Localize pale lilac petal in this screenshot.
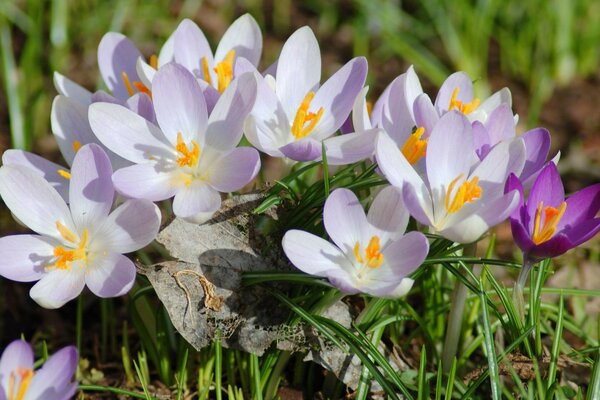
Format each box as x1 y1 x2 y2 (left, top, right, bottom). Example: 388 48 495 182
26 346 77 399
135 57 155 88
91 90 123 106
30 267 85 309
375 131 423 190
97 32 142 100
351 86 371 132
205 73 257 151
521 128 550 182
234 56 255 76
280 139 322 161
173 19 214 81
53 72 92 105
69 144 114 231
198 80 221 113
276 26 321 118
172 182 221 220
526 163 565 232
208 147 260 192
263 60 277 77
470 138 525 198
214 14 262 67
426 111 474 202
324 129 377 165
404 66 423 120
0 235 55 282
473 121 491 159
402 183 434 226
282 230 350 277
243 115 285 157
126 93 156 123
484 104 515 144
326 269 361 294
1 150 69 201
0 165 75 240
478 87 512 117
153 63 208 145
323 188 367 253
380 231 429 277
51 95 99 165
311 57 368 140
435 71 473 114
0 340 33 391
367 186 409 240
112 164 178 201
85 252 136 297
93 199 161 254
382 73 417 143
158 30 176 66
374 278 414 298
89 102 173 163
413 94 438 136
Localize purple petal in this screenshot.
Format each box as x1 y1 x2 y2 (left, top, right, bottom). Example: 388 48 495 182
563 218 600 248
53 72 92 106
366 186 409 240
172 182 221 221
126 93 156 123
311 57 368 140
324 129 377 165
153 63 208 146
214 14 262 67
505 173 525 217
526 163 565 233
510 215 535 255
558 183 600 231
402 183 434 226
0 235 55 282
94 199 161 254
2 150 69 201
473 121 491 160
520 128 550 182
323 188 367 253
112 164 178 201
528 233 574 260
282 229 350 277
69 144 114 231
86 252 136 297
208 147 260 192
91 90 124 106
173 19 214 81
30 267 85 309
26 346 77 399
276 26 321 118
205 73 257 152
0 340 33 391
435 71 473 114
279 138 322 161
0 165 75 240
97 32 142 100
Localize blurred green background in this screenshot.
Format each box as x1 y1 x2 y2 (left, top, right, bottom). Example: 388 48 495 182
1 0 600 174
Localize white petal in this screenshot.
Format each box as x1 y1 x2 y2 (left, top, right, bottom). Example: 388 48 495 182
214 14 262 67
53 72 92 106
30 267 85 309
282 230 350 277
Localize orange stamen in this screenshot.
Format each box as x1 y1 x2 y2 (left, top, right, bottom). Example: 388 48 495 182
532 201 567 245
354 236 384 269
214 50 236 93
175 132 200 168
444 174 482 213
401 127 428 165
72 140 82 153
448 87 480 114
291 91 324 140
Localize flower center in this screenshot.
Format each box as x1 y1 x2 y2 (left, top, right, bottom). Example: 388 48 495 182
401 127 428 165
7 367 34 400
532 201 567 245
176 132 201 168
121 71 152 98
448 87 480 114
354 236 384 269
444 173 482 213
52 221 88 270
202 50 236 93
291 91 324 140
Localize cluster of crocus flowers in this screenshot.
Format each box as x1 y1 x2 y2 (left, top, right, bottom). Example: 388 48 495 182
0 340 78 400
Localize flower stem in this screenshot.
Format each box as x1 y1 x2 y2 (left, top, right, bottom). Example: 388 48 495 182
442 243 478 373
513 258 534 324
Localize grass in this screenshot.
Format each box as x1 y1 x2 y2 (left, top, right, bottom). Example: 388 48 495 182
1 0 600 398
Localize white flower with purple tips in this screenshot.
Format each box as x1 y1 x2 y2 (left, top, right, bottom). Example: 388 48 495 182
0 144 161 308
282 187 429 297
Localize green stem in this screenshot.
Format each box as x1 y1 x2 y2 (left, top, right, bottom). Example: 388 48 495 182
442 243 478 373
513 259 534 323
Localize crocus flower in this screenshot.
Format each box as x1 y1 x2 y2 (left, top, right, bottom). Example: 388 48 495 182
377 111 526 243
0 144 161 308
244 26 368 162
88 63 260 223
0 340 78 400
506 162 600 261
282 187 429 297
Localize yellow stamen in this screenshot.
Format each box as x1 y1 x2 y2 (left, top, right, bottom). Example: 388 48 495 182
401 127 428 165
448 87 480 115
291 91 324 140
72 140 82 153
201 57 212 86
122 71 152 98
532 201 567 245
214 50 236 93
175 132 201 168
366 100 373 119
444 174 482 213
354 236 384 269
122 71 135 96
133 81 152 98
149 54 158 70
56 221 78 243
13 368 33 400
52 228 89 270
57 169 71 180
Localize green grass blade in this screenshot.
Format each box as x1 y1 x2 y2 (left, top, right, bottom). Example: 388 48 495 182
417 345 428 400
547 292 564 389
478 272 501 399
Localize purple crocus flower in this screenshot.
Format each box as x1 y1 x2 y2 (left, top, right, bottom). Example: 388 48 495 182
282 187 429 297
0 144 161 308
0 340 78 400
88 63 260 223
506 162 600 261
377 111 526 243
243 26 368 162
